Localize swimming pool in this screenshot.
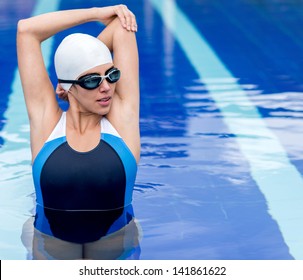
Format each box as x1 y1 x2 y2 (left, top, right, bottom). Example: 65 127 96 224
1 0 303 260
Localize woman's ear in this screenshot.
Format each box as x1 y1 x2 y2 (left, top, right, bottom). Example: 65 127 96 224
56 83 69 101
56 83 65 94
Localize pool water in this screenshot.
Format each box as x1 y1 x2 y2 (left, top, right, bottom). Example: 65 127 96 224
1 0 303 260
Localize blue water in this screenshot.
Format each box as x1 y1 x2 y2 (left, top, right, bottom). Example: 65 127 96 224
1 0 303 260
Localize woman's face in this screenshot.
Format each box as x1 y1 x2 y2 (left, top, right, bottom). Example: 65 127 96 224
68 63 117 115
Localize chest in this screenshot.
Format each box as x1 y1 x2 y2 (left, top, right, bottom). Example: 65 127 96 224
66 126 101 152
40 141 126 210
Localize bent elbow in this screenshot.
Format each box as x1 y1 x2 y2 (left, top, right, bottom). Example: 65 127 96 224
17 19 30 36
17 19 25 34
17 18 37 38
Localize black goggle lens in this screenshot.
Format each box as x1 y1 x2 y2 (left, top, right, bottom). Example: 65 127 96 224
81 76 101 89
79 68 121 90
107 68 121 83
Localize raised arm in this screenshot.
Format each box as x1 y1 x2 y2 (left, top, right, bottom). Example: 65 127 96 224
17 9 99 121
98 14 140 161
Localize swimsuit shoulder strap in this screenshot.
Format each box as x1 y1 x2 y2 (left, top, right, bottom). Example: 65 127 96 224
101 117 121 138
45 112 66 143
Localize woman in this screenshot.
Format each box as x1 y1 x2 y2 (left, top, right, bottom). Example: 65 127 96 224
17 5 140 259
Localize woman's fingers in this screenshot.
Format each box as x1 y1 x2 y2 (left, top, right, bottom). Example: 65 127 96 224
129 11 137 32
121 5 136 31
112 5 126 27
113 4 137 32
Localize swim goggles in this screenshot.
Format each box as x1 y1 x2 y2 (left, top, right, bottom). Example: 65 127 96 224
58 67 121 90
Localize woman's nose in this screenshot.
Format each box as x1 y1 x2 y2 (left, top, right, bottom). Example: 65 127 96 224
99 79 110 92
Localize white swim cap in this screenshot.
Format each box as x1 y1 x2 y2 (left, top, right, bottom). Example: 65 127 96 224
54 33 113 91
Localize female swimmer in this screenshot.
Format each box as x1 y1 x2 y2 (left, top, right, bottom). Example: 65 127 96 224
17 4 140 259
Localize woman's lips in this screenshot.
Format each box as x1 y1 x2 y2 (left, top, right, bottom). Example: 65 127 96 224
97 96 111 106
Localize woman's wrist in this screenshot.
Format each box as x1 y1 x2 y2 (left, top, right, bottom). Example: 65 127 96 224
92 6 116 26
94 5 137 31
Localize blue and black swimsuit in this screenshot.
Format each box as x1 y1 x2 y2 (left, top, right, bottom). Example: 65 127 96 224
32 112 137 243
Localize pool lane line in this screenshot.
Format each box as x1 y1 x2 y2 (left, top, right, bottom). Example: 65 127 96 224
149 0 303 259
0 0 60 260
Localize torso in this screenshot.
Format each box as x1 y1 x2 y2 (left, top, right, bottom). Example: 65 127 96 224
32 112 137 243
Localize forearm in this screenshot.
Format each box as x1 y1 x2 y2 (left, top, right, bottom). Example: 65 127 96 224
17 7 114 42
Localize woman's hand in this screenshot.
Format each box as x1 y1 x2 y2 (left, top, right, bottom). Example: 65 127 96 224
113 5 137 32
97 5 137 32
